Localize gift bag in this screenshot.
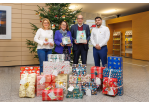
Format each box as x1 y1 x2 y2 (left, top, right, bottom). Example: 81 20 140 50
76 30 86 43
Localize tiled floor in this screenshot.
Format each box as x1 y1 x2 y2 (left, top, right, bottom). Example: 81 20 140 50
0 57 149 102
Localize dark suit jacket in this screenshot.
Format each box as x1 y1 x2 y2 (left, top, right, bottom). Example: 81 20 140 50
70 24 91 51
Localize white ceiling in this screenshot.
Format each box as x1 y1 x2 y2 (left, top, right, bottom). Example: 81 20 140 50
70 3 149 17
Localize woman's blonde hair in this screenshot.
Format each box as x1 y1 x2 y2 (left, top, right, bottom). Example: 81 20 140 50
42 18 51 30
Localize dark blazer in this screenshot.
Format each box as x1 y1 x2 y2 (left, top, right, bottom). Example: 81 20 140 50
54 30 73 54
70 24 90 51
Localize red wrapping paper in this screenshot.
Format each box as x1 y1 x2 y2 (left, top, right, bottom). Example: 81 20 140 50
20 66 40 79
36 75 46 96
102 77 118 96
91 66 105 80
45 75 55 88
42 88 63 101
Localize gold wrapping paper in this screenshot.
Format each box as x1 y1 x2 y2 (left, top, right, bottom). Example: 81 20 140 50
19 73 36 98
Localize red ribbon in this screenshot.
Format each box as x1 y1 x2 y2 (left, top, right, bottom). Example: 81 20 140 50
45 75 55 87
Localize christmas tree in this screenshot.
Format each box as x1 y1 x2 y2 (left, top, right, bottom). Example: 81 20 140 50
26 3 82 64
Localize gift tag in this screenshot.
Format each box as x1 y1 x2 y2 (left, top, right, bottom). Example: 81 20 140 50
108 87 114 95
96 77 101 85
20 78 27 85
52 70 58 76
48 91 56 99
40 76 45 84
68 86 74 92
86 88 91 96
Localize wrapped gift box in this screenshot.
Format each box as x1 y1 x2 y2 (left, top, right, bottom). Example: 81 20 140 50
91 66 105 82
81 82 97 95
64 54 71 61
45 75 55 88
103 68 123 96
69 74 91 89
72 64 87 76
19 73 36 98
20 66 40 79
48 54 65 62
76 30 86 43
62 36 71 45
42 88 63 101
55 74 68 93
43 61 70 75
102 77 118 96
73 91 83 99
108 56 123 70
66 87 83 99
36 75 46 96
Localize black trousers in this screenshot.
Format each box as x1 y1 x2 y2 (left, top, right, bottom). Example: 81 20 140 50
73 45 88 64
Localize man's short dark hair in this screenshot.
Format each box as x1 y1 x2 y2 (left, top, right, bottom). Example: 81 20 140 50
95 17 102 20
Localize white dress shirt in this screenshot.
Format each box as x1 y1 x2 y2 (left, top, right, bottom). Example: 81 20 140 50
34 28 54 49
90 25 110 47
78 23 83 27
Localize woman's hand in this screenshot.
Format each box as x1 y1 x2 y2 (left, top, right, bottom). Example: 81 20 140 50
43 42 49 45
67 44 72 46
60 43 64 47
49 43 54 47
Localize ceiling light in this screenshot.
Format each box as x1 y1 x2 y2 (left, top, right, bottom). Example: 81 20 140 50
69 5 77 9
102 9 117 13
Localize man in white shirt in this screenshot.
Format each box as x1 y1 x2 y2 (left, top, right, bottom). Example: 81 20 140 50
90 17 110 67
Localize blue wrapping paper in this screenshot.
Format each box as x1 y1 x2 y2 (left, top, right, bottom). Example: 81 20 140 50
108 56 123 70
72 64 87 76
81 82 97 95
103 68 123 96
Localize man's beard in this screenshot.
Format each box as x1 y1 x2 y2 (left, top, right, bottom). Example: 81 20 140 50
96 24 101 26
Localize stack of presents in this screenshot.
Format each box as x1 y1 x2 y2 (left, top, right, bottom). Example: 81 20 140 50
19 55 123 101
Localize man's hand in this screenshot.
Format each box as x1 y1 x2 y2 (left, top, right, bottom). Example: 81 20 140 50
74 39 78 44
95 44 101 50
49 43 54 47
60 43 64 47
67 44 72 46
43 42 49 45
83 40 87 44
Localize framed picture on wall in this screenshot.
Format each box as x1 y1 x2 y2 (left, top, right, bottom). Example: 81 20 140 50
0 6 11 39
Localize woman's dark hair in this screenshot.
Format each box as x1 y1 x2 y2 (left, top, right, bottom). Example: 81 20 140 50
59 21 69 31
95 17 102 20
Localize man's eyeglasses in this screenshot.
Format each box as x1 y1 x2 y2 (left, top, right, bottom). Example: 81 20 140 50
77 18 83 20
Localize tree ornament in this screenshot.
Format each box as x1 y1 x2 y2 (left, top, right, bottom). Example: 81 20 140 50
55 15 57 17
62 15 65 19
52 24 55 29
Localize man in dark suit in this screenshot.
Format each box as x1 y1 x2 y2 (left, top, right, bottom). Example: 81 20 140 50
70 15 90 64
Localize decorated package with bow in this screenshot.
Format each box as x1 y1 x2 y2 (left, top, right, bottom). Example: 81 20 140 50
102 77 118 96
66 86 83 99
81 82 98 95
69 74 91 89
20 66 40 79
55 74 68 93
42 88 63 101
43 61 70 75
45 75 56 89
36 75 46 96
48 54 65 62
19 73 36 98
108 56 123 70
103 68 123 96
72 64 87 76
